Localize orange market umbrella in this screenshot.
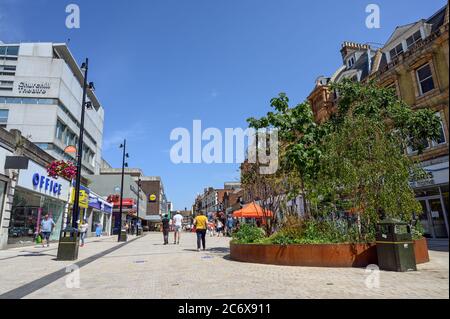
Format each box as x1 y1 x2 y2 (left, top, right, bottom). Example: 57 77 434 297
233 202 274 219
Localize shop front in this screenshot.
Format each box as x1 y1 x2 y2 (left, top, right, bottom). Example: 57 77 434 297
87 192 113 236
412 160 449 239
108 195 135 235
8 160 70 246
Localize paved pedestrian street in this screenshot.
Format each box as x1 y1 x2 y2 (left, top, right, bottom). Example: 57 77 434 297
0 233 448 299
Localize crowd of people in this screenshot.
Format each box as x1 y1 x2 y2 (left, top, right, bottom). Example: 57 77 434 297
160 211 240 252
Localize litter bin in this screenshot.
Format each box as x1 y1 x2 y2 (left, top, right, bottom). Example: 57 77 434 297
376 219 417 272
57 227 80 261
119 229 127 242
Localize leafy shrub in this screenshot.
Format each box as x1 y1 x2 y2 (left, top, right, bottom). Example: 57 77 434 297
232 224 266 244
411 221 425 240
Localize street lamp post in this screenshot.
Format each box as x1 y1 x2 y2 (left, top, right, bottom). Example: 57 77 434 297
118 139 129 242
136 178 141 236
72 58 90 229
57 58 94 261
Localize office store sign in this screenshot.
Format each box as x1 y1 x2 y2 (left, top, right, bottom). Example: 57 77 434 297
17 160 70 200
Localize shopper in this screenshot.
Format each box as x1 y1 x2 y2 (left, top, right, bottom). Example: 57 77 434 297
80 220 89 247
226 215 235 237
216 218 224 237
162 214 170 245
173 211 183 245
207 220 215 237
194 212 208 251
95 223 103 237
40 214 56 248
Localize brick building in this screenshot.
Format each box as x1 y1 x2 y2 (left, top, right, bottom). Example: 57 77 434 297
307 4 449 238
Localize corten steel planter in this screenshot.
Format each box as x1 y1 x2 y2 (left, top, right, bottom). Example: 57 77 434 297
230 239 429 268
413 237 430 264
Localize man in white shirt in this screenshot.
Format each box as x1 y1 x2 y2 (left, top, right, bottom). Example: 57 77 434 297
173 211 184 245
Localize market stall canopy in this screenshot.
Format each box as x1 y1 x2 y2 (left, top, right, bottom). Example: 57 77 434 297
233 202 274 218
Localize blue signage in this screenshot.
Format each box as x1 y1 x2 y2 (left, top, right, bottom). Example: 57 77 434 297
32 173 62 195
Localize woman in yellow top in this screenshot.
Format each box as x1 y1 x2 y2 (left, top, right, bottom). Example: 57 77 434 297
194 212 208 251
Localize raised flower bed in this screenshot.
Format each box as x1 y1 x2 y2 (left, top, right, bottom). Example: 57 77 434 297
230 237 429 268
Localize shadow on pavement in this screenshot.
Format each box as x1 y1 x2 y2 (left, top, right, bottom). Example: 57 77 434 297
427 239 449 252
207 247 230 254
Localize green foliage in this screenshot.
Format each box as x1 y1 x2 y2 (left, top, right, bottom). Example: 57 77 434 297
242 80 439 244
232 224 266 244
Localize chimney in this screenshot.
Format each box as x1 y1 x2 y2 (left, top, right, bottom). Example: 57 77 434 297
340 41 371 61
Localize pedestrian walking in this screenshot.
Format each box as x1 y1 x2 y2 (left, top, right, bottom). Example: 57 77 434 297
216 218 224 237
194 212 208 251
207 220 215 237
173 211 183 245
79 220 89 247
226 215 234 237
40 214 55 248
95 223 103 237
162 214 170 245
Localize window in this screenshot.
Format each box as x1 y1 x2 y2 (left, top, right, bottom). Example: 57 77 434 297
56 120 66 141
6 46 19 56
416 63 435 95
0 109 9 127
347 56 355 68
431 112 446 146
389 43 404 60
0 81 13 91
0 65 16 76
0 46 19 56
407 31 422 49
407 137 430 155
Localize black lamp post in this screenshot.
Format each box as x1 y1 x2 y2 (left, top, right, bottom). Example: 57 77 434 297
57 58 94 261
136 178 142 236
71 58 90 229
118 139 129 242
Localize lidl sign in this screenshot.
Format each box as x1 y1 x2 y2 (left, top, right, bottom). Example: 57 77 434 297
149 194 157 202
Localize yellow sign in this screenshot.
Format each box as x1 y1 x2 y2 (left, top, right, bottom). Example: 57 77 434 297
70 189 89 209
149 194 157 202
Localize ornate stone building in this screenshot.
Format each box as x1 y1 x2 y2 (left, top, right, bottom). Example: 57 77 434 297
307 5 449 238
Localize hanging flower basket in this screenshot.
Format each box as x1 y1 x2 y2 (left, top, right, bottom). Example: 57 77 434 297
47 160 77 180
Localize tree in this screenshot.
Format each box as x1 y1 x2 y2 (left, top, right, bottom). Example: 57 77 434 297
247 93 321 218
311 80 442 239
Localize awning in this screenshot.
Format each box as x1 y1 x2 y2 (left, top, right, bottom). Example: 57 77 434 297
233 202 274 218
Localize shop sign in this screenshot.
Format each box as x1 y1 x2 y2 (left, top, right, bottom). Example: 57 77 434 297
149 194 157 202
89 194 113 214
17 160 70 200
70 188 89 209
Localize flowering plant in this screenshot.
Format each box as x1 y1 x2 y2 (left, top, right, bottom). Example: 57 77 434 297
47 160 77 180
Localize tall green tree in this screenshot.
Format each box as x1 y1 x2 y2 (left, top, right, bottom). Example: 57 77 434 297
312 80 442 239
247 93 321 218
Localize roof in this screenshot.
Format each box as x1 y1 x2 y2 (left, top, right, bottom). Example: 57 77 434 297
53 43 102 111
427 4 448 33
384 22 420 46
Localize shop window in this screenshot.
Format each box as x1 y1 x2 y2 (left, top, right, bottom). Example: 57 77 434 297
0 109 9 127
416 63 435 95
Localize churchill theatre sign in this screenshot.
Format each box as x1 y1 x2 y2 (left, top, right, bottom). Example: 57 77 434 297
17 81 51 95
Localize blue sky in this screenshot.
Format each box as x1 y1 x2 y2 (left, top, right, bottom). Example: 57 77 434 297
0 0 446 209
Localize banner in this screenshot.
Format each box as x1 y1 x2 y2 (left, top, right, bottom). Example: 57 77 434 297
70 189 89 209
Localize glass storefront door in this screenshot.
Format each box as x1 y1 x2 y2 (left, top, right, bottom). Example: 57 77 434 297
418 194 449 239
